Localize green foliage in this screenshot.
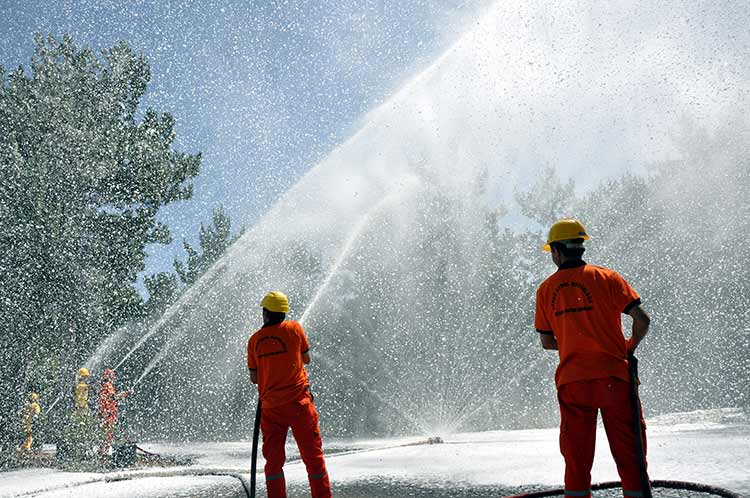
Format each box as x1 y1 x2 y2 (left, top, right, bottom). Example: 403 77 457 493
516 165 576 226
56 412 101 465
0 34 200 448
516 118 750 415
174 205 236 286
139 205 238 323
143 271 178 318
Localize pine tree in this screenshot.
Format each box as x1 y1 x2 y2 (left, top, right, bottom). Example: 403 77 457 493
0 34 200 449
143 272 179 318
174 205 236 286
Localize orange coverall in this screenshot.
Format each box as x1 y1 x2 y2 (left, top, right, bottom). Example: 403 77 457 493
535 260 648 498
98 381 118 454
248 320 331 498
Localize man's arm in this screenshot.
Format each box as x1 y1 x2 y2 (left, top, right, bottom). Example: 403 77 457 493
249 369 258 384
539 331 558 350
302 352 311 364
626 304 651 353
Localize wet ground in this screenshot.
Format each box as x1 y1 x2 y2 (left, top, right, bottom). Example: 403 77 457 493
286 479 739 498
28 475 244 498
4 409 749 498
25 477 742 498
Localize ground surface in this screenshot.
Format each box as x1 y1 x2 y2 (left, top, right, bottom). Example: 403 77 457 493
2 408 748 497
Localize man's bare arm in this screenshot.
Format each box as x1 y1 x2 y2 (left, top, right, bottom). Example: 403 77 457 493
626 304 651 353
302 351 310 365
249 370 258 384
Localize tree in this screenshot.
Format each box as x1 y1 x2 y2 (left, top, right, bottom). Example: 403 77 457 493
143 272 179 318
174 205 236 286
516 165 576 227
0 34 200 450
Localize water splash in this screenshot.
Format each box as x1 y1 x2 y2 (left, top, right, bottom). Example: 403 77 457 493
300 177 419 326
82 0 750 439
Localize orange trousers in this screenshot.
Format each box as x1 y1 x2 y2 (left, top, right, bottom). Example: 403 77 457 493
261 393 332 498
557 377 648 498
99 418 116 456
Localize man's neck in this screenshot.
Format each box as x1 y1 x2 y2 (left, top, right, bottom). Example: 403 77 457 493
558 258 586 270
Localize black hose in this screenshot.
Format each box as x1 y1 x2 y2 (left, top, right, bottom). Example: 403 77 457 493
650 480 744 498
227 472 253 498
503 358 742 498
250 400 262 498
502 480 744 498
628 353 653 498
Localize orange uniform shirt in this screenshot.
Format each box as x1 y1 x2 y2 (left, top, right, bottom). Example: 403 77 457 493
247 320 311 408
98 381 117 423
535 260 640 388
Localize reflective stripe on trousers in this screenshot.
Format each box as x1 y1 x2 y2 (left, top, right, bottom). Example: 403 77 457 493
564 490 591 497
624 490 644 497
261 394 332 498
558 378 648 496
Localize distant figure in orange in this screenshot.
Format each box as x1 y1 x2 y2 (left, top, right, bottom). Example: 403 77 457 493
247 291 332 498
97 369 131 456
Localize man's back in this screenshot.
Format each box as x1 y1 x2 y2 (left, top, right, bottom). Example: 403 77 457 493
535 261 641 387
247 320 310 408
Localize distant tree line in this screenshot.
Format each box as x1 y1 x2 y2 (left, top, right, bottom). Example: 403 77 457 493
115 117 750 440
310 119 750 437
0 35 239 457
144 205 243 320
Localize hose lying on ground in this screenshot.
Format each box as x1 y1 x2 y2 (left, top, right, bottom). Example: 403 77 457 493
503 480 744 498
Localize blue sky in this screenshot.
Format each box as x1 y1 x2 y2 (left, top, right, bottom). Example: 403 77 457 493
0 0 488 283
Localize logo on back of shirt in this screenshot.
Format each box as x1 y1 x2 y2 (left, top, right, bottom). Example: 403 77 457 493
256 336 288 358
551 281 594 317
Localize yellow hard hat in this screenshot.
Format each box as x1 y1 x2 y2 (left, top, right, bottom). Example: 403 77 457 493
79 367 90 377
543 218 590 251
260 291 289 313
29 392 39 401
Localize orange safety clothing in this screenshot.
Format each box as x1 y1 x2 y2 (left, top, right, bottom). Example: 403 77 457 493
247 320 311 409
261 392 331 498
535 260 640 388
558 377 648 497
98 381 118 424
536 258 649 497
98 381 118 455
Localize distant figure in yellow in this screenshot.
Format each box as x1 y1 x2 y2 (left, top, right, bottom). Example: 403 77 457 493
19 392 41 453
74 367 91 415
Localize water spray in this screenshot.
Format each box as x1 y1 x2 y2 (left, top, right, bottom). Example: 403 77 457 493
299 177 419 326
44 395 62 415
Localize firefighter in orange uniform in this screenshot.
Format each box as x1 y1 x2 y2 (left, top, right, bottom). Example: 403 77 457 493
97 368 131 456
535 219 651 498
247 291 332 498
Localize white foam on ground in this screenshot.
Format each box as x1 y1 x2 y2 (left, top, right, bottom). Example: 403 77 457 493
3 408 748 497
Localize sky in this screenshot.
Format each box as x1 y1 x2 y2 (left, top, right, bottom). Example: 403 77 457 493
3 0 749 290
0 0 490 282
